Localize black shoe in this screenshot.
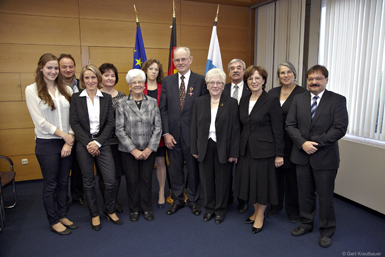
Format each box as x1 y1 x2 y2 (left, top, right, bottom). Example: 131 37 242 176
288 216 299 223
62 222 78 230
166 203 184 215
319 236 332 248
203 213 213 222
74 198 87 208
143 211 154 222
291 227 312 236
104 212 123 225
214 215 225 224
190 204 201 216
91 222 101 231
267 208 281 218
115 201 123 213
130 212 139 222
244 218 254 224
237 202 248 213
157 203 166 209
252 225 263 234
50 226 71 235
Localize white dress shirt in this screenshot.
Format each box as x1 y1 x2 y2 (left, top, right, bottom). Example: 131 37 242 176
310 89 325 106
178 70 191 92
25 83 73 139
231 81 244 104
208 107 218 142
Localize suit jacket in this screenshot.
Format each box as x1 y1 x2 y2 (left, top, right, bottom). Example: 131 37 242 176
268 85 307 168
159 71 208 147
115 94 162 153
70 91 114 147
239 90 285 159
190 94 240 164
223 82 250 101
285 89 348 170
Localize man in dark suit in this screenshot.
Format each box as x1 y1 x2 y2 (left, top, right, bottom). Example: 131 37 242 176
286 65 348 248
223 59 250 213
160 47 208 216
58 54 87 208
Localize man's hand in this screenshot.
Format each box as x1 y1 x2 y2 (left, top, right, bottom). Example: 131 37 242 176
302 141 319 155
164 134 177 149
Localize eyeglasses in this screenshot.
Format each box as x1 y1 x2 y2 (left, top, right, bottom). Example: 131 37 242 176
174 57 190 63
208 81 223 86
247 76 262 82
130 81 143 86
307 77 325 82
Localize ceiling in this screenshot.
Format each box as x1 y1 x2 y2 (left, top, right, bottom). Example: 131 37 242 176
185 0 270 8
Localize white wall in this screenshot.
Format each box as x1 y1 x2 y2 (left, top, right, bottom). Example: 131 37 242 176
335 139 385 214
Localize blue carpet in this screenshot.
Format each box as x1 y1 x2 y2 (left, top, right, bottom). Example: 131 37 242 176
1 172 385 257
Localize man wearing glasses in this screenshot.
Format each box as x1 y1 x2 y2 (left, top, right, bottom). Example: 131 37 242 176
286 65 348 248
160 47 208 216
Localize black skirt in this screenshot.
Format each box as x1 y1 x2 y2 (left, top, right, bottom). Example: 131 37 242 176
234 142 278 205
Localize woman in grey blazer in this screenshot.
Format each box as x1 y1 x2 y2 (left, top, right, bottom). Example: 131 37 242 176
115 69 162 222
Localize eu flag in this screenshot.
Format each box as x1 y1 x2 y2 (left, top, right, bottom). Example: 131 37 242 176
133 24 147 69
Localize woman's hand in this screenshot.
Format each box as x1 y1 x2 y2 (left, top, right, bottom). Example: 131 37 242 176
141 148 153 160
63 133 75 146
275 156 284 168
192 154 198 159
87 141 99 155
130 148 142 160
228 157 238 163
61 143 72 158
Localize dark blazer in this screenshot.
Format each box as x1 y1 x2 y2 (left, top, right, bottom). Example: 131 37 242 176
159 71 208 147
268 85 307 168
115 94 162 153
285 89 348 170
70 91 114 147
223 82 250 100
190 94 240 164
239 90 285 159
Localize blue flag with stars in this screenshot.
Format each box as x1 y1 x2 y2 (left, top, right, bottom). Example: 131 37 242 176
133 25 147 69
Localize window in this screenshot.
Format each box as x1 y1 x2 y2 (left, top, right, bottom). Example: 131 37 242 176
319 0 385 144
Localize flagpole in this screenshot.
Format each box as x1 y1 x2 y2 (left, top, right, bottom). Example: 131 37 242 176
134 5 140 27
214 4 219 26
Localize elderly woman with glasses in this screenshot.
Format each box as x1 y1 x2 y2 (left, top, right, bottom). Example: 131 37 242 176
115 69 162 223
190 68 240 225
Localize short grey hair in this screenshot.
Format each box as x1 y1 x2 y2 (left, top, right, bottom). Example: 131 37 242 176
228 59 246 71
205 68 226 85
277 61 297 80
174 46 190 57
126 69 146 84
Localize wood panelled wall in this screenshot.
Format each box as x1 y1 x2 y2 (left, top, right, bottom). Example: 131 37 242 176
0 0 254 181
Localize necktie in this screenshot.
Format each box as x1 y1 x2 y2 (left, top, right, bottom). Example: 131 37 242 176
179 75 186 110
73 80 79 93
232 84 239 100
311 95 319 119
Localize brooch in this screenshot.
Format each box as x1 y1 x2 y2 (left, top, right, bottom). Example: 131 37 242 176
188 87 194 96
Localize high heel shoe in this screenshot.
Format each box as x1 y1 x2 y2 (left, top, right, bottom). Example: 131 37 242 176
91 216 101 231
157 203 166 209
104 211 123 225
244 218 254 224
252 225 263 234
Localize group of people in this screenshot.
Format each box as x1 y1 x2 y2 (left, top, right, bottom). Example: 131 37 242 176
26 46 348 249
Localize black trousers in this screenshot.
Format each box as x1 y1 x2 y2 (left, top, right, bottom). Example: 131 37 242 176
121 151 156 212
167 132 200 206
199 139 232 216
76 144 116 217
270 165 299 217
296 163 337 237
70 141 84 201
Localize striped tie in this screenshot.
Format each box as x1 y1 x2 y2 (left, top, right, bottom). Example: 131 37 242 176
311 96 319 119
232 84 239 100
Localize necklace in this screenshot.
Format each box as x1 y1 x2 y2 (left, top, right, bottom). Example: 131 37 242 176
281 85 296 96
211 99 220 104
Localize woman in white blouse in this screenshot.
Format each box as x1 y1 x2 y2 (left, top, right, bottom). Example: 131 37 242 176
25 53 77 235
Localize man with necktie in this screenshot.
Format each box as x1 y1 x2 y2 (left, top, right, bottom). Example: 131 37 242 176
160 47 208 216
58 54 87 208
223 59 250 213
286 65 348 248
